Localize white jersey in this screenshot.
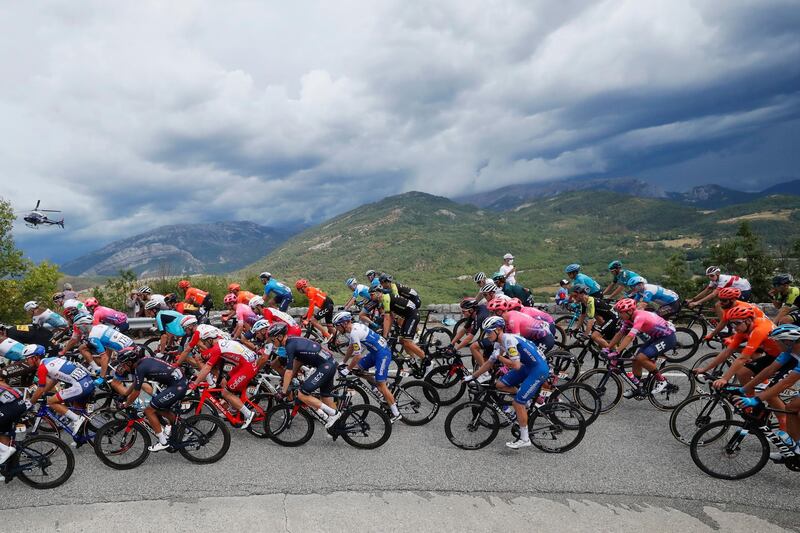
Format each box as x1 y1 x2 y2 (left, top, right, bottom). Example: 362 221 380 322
708 274 751 291
0 338 26 361
347 322 389 356
41 357 91 385
32 308 69 330
499 264 516 285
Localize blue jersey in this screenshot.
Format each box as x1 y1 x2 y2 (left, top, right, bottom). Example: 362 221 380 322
352 284 370 303
155 310 186 337
633 284 679 305
491 334 547 368
613 269 640 286
370 278 381 289
0 338 26 361
32 309 69 331
133 357 185 390
87 324 133 353
573 273 601 294
776 351 800 373
264 279 292 299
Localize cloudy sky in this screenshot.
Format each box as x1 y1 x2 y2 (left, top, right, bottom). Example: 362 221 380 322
2 0 798 262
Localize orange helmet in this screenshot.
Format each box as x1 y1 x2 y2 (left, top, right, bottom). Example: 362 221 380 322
178 280 191 290
717 287 741 300
295 279 308 290
614 298 637 314
228 283 241 292
727 305 754 321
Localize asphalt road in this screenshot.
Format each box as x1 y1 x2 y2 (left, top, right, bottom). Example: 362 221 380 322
2 342 798 532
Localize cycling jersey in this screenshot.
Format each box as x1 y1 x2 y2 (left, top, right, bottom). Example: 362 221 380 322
264 279 292 299
0 338 26 361
236 290 256 305
284 336 332 368
87 324 133 353
155 310 186 337
708 274 751 292
303 286 329 321
573 273 602 295
184 287 209 307
502 283 533 305
202 339 258 367
62 299 89 315
0 383 22 404
36 357 94 399
395 283 421 307
579 298 596 320
504 311 550 341
352 284 371 303
92 306 128 327
621 310 675 339
234 303 257 326
31 309 68 331
727 316 782 358
0 383 26 434
775 351 800 373
519 306 554 325
632 284 679 306
132 357 184 390
347 322 390 355
186 326 230 350
776 287 800 308
612 269 640 286
463 305 490 336
489 333 547 367
494 334 550 404
381 292 417 316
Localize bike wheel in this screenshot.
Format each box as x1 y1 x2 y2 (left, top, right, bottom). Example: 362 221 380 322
245 393 274 438
691 353 731 386
669 394 733 446
85 392 118 432
674 312 708 339
553 325 567 346
554 317 575 341
422 327 454 357
548 350 580 383
93 420 150 470
14 435 75 489
339 404 392 449
647 364 696 410
177 414 231 464
576 369 622 413
452 317 469 337
662 327 699 363
443 401 500 450
264 403 315 447
423 364 466 406
331 381 370 409
548 382 601 426
528 403 586 453
395 380 439 426
690 419 769 480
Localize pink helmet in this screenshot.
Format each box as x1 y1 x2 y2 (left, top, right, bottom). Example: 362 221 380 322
487 298 506 313
614 298 637 314
84 297 99 310
508 298 523 311
223 293 237 305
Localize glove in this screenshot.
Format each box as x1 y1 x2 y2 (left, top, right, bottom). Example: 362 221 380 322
463 375 474 383
738 396 761 408
737 387 747 395
703 334 713 341
338 366 350 377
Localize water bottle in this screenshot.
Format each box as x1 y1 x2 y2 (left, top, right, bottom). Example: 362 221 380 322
775 430 795 448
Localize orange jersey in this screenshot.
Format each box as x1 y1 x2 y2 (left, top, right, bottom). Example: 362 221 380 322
237 290 256 305
185 287 208 306
304 286 327 319
722 301 765 321
727 315 781 358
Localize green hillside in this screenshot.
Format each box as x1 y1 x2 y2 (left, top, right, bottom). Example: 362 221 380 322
241 191 800 303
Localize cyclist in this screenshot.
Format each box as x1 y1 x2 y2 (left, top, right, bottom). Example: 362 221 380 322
53 293 89 318
28 355 95 435
480 280 511 304
379 274 422 309
259 272 294 312
143 300 187 352
0 376 28 470
605 299 676 398
464 316 549 450
450 297 489 354
369 285 428 367
83 318 135 379
688 266 752 319
569 285 616 348
24 301 69 334
333 312 401 422
295 279 334 342
510 298 556 333
473 272 488 302
248 296 302 336
702 287 765 342
491 299 555 354
115 346 188 452
222 293 257 339
604 260 642 300
626 277 681 318
343 278 371 310
267 323 342 428
564 264 603 298
190 329 258 429
174 321 227 369
770 274 799 325
555 279 570 306
365 270 381 289
493 273 534 306
178 279 214 318
246 319 287 375
83 298 130 332
499 253 517 285
228 283 257 306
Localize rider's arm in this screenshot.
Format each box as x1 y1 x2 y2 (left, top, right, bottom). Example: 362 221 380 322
123 387 141 408
282 360 301 394
741 359 784 395
755 371 800 403
29 377 56 404
689 286 711 303
606 328 626 351
694 288 718 306
382 313 392 339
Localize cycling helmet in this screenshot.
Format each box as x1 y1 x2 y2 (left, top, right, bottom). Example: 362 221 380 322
608 260 622 270
228 283 241 292
626 276 646 287
717 287 742 300
368 285 383 294
23 301 39 312
197 324 222 340
572 284 590 294
259 272 272 280
773 274 793 286
492 272 505 282
267 322 288 338
164 293 178 305
52 292 64 302
503 253 514 260
251 319 270 333
379 274 393 283
459 297 478 310
249 295 265 309
345 278 357 288
138 286 152 295
482 316 506 331
144 299 161 311
559 279 569 286
295 279 308 290
73 316 93 330
481 280 498 293
64 306 83 320
508 298 523 311
769 324 800 343
564 263 581 274
614 298 637 314
473 272 486 283
178 280 191 290
223 293 237 305
705 266 721 276
22 344 45 358
727 306 755 321
180 315 198 329
116 346 143 365
332 311 353 326
487 299 506 312
84 297 99 310
365 270 377 277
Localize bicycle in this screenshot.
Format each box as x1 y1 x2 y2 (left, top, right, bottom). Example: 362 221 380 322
690 387 800 479
443 381 586 452
263 385 392 449
0 431 75 489
183 382 272 438
673 302 731 349
93 404 230 470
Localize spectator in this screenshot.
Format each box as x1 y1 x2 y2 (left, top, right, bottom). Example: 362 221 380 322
499 253 517 285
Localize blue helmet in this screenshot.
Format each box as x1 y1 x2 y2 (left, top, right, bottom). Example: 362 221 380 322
345 278 357 288
627 276 646 287
769 324 800 343
564 263 581 274
22 344 46 358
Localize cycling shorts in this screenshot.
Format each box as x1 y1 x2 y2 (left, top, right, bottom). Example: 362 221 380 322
0 400 27 435
499 363 549 404
533 334 554 355
357 348 392 383
225 362 258 393
56 377 95 402
656 302 681 319
300 360 336 396
314 297 335 323
744 355 796 378
638 333 677 359
788 310 800 325
593 317 620 341
150 379 188 410
399 310 420 339
275 294 293 312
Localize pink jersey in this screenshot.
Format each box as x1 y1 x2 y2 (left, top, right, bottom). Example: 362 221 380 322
234 303 257 325
504 311 551 340
622 310 675 338
92 306 128 327
520 306 554 325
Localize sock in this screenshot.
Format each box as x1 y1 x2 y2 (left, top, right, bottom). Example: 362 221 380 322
630 375 641 385
205 374 215 385
0 443 13 465
519 427 529 441
320 404 336 416
390 404 400 416
64 410 80 422
315 408 329 420
239 406 252 418
654 372 665 381
90 363 101 372
156 431 167 445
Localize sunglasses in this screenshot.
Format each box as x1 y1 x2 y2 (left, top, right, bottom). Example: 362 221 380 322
729 320 747 327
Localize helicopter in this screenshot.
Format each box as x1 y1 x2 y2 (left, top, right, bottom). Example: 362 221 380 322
19 200 64 229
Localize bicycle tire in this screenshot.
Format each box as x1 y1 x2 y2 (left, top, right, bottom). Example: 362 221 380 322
528 403 586 453
422 327 454 357
177 414 231 464
690 419 769 480
548 382 601 426
395 380 439 426
647 364 696 410
339 404 392 449
691 353 731 387
444 401 500 450
674 312 708 339
576 369 623 413
669 394 733 446
553 325 567 346
14 435 75 489
554 316 576 342
93 419 151 470
548 349 581 383
264 403 315 447
423 364 466 406
331 381 370 409
245 393 274 438
662 327 699 363
452 317 469 337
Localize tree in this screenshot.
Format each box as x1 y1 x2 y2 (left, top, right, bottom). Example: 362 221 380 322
662 253 701 298
0 198 26 279
708 221 775 300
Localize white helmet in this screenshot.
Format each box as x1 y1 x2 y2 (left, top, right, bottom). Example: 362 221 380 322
482 316 506 331
249 295 265 309
503 253 514 260
332 311 353 326
23 301 39 312
481 280 498 293
180 315 198 328
251 319 270 333
197 324 222 340
705 266 721 276
74 316 93 332
144 299 161 310
259 271 272 280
